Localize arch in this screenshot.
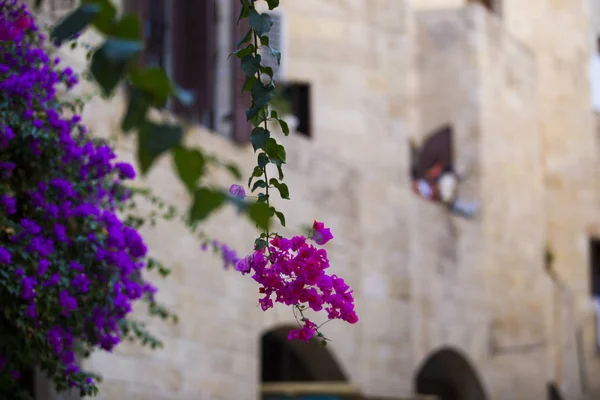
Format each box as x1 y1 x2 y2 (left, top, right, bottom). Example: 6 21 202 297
414 347 487 400
547 382 563 400
260 325 347 383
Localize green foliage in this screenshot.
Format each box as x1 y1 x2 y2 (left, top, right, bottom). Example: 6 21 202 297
49 0 287 230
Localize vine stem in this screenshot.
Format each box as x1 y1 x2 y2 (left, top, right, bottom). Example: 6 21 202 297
250 0 272 247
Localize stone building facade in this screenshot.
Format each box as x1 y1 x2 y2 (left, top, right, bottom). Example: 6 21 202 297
30 0 600 399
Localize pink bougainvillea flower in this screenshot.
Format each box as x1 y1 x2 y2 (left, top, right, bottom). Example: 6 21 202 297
311 221 333 245
235 230 358 343
229 184 246 199
13 15 31 31
288 320 317 343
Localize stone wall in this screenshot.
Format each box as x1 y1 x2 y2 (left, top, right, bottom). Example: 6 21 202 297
30 0 600 399
412 6 547 399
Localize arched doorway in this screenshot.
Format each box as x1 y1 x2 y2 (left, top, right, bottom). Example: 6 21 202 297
414 347 487 400
261 325 347 382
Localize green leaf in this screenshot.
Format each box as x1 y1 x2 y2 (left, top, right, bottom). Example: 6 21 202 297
90 46 128 97
249 106 268 125
269 178 290 199
114 13 142 40
271 110 279 119
270 47 282 66
190 188 225 222
252 166 264 177
103 38 144 62
121 88 149 133
231 44 254 59
252 81 275 109
274 210 286 226
250 127 270 151
137 123 184 174
248 166 263 187
241 54 262 77
265 138 286 165
130 67 171 107
278 118 290 135
252 180 267 192
225 163 242 180
276 164 284 180
258 153 269 169
236 29 252 48
257 193 269 204
260 66 274 78
248 9 273 37
260 35 270 46
254 238 268 251
173 146 206 193
83 0 117 34
243 76 257 92
266 0 280 10
50 3 101 43
248 202 271 231
246 106 261 121
237 0 250 22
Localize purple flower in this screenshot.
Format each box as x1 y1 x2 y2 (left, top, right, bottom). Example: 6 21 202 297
0 247 11 264
311 221 334 246
58 290 77 316
25 302 37 319
20 276 37 299
0 125 14 148
47 326 63 354
69 261 83 272
0 161 15 178
37 259 49 275
20 218 41 235
115 162 136 180
43 273 60 287
53 224 68 243
72 273 90 294
229 184 246 199
0 194 16 214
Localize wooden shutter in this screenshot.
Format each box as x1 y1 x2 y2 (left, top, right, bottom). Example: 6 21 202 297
417 125 454 179
122 0 148 67
231 0 252 143
171 0 217 126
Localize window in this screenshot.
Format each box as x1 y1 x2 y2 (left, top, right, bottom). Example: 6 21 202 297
124 0 218 128
590 238 600 353
467 0 501 13
279 83 312 137
590 36 600 112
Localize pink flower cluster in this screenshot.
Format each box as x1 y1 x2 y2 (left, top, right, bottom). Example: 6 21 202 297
235 222 358 343
0 10 31 42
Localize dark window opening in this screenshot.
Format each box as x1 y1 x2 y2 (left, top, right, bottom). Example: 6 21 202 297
589 238 600 297
143 0 167 71
280 83 312 138
590 238 600 354
467 0 499 13
414 348 487 400
547 382 564 400
261 326 346 383
123 0 218 130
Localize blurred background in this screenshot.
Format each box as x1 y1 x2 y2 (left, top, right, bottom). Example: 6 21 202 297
27 0 600 399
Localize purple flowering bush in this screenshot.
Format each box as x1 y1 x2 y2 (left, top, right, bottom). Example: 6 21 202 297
0 1 175 397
